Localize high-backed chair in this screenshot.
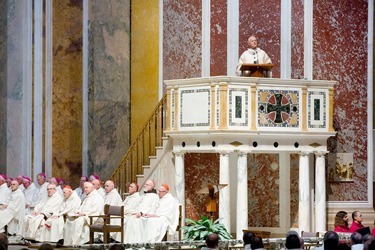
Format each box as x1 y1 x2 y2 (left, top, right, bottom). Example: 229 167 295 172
89 204 124 244
301 231 319 250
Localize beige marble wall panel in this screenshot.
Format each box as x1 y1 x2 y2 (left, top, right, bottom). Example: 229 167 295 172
87 0 130 181
52 1 83 187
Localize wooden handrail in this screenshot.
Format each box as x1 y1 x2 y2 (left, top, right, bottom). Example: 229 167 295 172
110 94 167 195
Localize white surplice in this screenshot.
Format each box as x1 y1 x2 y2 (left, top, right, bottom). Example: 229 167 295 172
24 191 63 239
144 193 179 242
104 189 122 206
30 182 49 209
136 192 159 214
235 48 272 76
123 192 162 243
0 188 25 236
103 188 123 241
74 187 87 202
63 189 104 246
122 192 141 215
24 183 37 215
40 191 81 242
0 182 11 205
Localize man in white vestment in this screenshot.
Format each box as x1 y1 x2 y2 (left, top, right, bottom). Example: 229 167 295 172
24 183 63 240
0 174 11 205
235 35 272 76
29 173 49 210
64 181 104 246
143 184 179 242
135 179 159 216
39 185 81 243
0 181 25 236
23 177 36 215
92 179 106 198
123 179 159 243
103 180 122 242
104 180 122 206
74 176 88 201
15 175 25 191
49 177 63 197
122 182 141 215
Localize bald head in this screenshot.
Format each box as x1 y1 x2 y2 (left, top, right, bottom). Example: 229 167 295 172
10 180 19 191
144 179 155 192
104 180 115 193
91 179 102 190
84 181 95 195
63 186 73 199
157 184 169 198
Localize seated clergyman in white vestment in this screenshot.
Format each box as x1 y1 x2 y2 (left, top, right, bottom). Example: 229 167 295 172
23 177 37 215
122 182 141 215
103 180 123 242
74 176 88 202
24 183 63 240
0 180 25 236
142 184 179 242
92 179 106 199
64 181 104 246
39 186 81 242
29 173 49 210
123 179 160 243
0 174 11 205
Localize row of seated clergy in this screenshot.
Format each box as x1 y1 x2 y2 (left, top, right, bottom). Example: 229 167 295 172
29 180 119 245
0 178 178 245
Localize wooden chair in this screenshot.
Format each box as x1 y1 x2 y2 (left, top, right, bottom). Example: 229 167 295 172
162 204 182 241
176 204 183 240
89 204 124 244
301 231 319 250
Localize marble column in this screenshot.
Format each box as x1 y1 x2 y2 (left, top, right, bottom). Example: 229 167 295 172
236 152 248 240
279 152 291 230
315 151 327 232
219 152 230 231
298 152 311 233
174 151 185 226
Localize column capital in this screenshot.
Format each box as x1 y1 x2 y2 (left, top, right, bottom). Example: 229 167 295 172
299 151 312 157
234 150 248 157
218 151 231 157
314 151 328 157
173 151 185 157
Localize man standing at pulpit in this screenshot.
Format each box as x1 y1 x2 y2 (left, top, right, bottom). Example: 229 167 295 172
236 35 272 76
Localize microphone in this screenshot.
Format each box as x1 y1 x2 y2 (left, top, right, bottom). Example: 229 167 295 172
253 50 258 64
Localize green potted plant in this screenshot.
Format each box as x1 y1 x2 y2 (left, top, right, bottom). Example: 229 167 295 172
182 216 233 240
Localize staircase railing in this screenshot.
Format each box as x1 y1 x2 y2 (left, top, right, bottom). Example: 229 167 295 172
110 93 167 195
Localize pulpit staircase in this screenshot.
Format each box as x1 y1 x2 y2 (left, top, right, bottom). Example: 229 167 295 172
109 94 170 195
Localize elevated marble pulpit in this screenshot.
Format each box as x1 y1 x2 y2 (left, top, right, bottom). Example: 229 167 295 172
163 76 337 239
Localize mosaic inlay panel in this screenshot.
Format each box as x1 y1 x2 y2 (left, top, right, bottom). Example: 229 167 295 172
307 90 327 129
229 87 249 127
171 89 175 129
216 86 220 127
180 88 211 127
257 89 299 128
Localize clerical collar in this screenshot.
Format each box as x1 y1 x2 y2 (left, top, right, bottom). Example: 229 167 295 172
144 189 157 194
